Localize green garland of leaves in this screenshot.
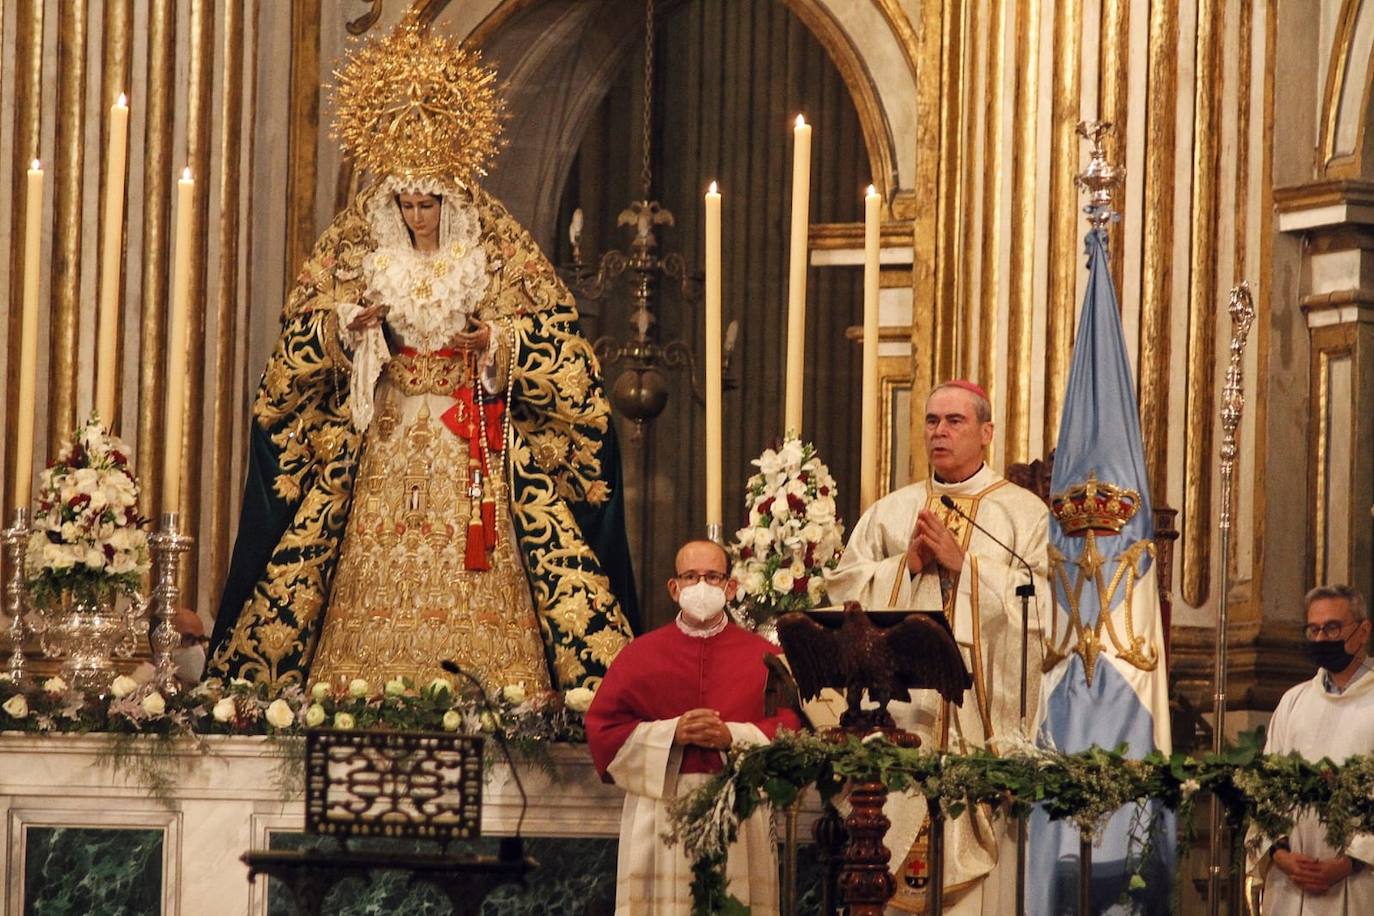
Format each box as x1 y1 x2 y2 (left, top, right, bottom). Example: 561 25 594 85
667 730 1374 916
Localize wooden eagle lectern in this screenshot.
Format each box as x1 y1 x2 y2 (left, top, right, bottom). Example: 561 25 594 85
776 602 972 916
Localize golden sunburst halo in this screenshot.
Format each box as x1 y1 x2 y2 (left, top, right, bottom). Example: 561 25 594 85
331 17 506 184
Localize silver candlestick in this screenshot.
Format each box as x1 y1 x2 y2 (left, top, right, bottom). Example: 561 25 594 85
148 511 192 695
4 507 31 683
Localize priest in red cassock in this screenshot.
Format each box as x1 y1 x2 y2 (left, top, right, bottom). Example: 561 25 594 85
586 538 801 915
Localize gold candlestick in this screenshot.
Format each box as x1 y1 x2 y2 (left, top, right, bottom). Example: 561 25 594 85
4 508 32 683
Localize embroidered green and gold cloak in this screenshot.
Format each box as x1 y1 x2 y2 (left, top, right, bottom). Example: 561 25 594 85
206 184 638 691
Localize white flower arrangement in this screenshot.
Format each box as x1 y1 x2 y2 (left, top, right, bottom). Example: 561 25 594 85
25 417 149 608
728 436 844 622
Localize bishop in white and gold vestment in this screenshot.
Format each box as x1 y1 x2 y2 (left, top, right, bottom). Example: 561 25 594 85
826 381 1051 915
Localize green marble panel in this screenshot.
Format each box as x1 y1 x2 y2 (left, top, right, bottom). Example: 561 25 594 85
23 826 163 916
265 833 617 915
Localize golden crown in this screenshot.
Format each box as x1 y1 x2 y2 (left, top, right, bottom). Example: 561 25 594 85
1050 472 1141 536
331 17 506 183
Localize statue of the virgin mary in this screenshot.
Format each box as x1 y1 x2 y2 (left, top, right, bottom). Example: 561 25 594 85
206 19 637 694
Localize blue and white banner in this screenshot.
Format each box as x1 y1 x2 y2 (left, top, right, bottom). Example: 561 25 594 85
1028 227 1175 915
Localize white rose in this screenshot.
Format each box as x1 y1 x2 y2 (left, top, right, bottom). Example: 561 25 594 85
778 439 804 467
348 678 370 699
786 478 808 497
808 576 826 603
442 709 463 731
334 712 356 729
83 547 106 570
771 569 795 593
772 498 791 521
384 677 407 698
110 675 138 699
744 568 767 595
265 699 294 729
428 677 452 696
800 523 823 545
502 684 527 705
564 686 595 713
141 692 166 716
304 704 326 727
212 697 236 722
753 449 781 475
43 676 68 694
806 496 836 523
310 682 330 702
2 695 29 719
107 553 136 575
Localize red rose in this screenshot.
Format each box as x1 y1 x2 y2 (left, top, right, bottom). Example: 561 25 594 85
740 547 753 560
787 494 806 513
793 575 809 594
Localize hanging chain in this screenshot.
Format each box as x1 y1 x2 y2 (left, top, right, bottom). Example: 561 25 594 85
640 0 655 201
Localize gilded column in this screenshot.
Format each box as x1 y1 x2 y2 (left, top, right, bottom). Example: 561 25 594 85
909 0 945 479
934 0 966 384
958 0 981 379
285 0 323 282
978 0 1006 407
1043 0 1083 449
1182 0 1225 608
47 0 88 446
1005 0 1041 464
96 0 134 431
207 0 250 614
179 0 215 598
1138 0 1180 507
138 0 176 520
4 0 43 520
1098 0 1130 289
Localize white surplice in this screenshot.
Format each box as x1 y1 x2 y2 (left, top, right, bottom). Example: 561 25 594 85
825 464 1052 914
1249 664 1374 916
606 719 777 915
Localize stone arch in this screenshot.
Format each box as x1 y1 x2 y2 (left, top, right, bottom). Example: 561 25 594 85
1319 0 1374 178
418 0 914 249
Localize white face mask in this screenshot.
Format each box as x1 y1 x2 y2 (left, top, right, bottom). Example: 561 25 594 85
678 581 727 624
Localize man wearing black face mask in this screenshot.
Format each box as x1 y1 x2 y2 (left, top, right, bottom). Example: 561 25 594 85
1249 585 1374 915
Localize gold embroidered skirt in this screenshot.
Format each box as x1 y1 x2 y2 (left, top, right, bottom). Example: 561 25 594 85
309 382 552 694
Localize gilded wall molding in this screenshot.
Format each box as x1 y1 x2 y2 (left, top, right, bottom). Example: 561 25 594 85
1181 0 1225 609
1097 0 1129 289
1137 0 1180 505
977 0 1006 410
1004 0 1040 465
284 0 322 286
47 0 88 446
1043 0 1083 450
3 0 44 523
96 0 134 430
207 1 252 617
137 0 176 519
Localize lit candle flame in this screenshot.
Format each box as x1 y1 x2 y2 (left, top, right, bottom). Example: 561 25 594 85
30 159 41 171
181 166 192 181
795 114 806 128
117 92 128 107
708 181 718 194
867 184 877 196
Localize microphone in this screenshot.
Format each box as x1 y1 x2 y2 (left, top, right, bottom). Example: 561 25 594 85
440 659 527 863
938 494 1035 597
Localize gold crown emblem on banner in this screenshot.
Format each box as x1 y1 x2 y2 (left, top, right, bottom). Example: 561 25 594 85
1050 472 1141 536
331 17 506 183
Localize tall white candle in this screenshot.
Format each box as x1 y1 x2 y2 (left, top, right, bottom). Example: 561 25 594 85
95 92 130 425
162 168 194 513
783 115 812 436
705 182 723 530
860 185 881 511
14 161 44 509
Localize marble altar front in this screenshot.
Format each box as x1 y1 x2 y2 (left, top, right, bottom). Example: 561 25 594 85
0 735 626 915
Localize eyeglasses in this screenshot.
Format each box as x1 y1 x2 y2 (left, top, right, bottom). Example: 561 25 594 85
676 570 727 587
1303 620 1361 641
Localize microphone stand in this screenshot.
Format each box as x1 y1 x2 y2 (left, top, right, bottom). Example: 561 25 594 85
940 494 1035 916
440 659 528 863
